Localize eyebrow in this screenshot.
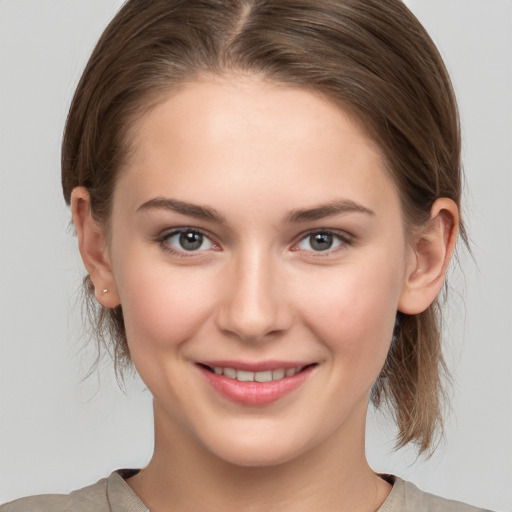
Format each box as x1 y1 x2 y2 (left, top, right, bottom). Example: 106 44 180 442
285 199 375 223
136 197 374 224
137 197 226 223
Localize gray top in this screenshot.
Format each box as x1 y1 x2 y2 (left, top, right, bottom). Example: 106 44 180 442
0 471 492 512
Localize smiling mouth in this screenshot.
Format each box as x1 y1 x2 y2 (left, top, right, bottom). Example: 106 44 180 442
198 363 317 383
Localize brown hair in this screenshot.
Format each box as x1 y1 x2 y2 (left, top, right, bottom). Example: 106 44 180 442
62 0 466 454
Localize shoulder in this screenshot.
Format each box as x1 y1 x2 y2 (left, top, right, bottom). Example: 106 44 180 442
381 476 494 512
1 476 110 512
0 470 146 512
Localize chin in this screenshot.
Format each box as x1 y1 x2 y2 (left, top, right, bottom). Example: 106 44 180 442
210 443 303 468
199 424 313 468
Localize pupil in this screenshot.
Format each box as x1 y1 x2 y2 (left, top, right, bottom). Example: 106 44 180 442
311 232 333 251
179 231 203 250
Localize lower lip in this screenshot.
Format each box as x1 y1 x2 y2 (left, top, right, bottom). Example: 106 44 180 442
198 365 315 406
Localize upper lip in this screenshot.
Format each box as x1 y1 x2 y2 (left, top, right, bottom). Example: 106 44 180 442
197 360 316 372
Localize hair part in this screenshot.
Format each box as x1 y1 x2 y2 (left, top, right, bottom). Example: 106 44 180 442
62 0 466 455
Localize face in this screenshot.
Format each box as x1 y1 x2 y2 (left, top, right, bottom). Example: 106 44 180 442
106 76 415 466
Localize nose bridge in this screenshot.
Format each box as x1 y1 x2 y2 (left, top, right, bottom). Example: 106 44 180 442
216 243 290 342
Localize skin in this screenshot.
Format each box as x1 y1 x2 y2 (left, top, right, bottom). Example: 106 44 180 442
72 76 458 512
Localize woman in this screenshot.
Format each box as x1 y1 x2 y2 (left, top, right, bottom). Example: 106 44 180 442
1 1 497 510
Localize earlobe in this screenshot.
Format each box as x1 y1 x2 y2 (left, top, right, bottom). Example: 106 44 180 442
398 198 459 315
71 187 120 308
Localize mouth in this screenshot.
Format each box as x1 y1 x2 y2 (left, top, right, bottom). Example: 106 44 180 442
196 362 318 406
198 363 316 382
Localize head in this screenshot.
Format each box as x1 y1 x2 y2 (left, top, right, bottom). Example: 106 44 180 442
63 0 464 456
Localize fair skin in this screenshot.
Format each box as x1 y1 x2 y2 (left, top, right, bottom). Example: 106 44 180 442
72 76 458 512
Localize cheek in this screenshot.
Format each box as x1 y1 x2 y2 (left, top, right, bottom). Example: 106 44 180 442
297 256 404 363
113 250 217 351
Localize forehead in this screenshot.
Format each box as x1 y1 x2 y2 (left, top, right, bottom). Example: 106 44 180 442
116 76 400 220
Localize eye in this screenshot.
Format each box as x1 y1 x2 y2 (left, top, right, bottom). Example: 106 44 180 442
295 230 348 252
160 228 216 253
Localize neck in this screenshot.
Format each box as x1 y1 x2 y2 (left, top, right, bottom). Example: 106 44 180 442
127 401 391 512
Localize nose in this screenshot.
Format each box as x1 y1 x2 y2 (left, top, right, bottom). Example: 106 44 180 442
215 248 293 343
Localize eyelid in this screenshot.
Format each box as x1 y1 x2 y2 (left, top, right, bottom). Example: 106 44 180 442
156 227 220 256
290 229 353 253
154 226 353 257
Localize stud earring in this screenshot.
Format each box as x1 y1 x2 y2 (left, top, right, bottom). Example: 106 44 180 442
102 289 108 295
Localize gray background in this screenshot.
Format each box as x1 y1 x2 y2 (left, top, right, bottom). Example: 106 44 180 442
1 1 511 510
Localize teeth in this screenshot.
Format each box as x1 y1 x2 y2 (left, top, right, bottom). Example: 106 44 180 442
272 368 285 380
255 370 272 383
224 368 237 379
237 370 254 382
210 366 304 382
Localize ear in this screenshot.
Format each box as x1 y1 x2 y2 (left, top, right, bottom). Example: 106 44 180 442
71 187 120 308
398 198 459 314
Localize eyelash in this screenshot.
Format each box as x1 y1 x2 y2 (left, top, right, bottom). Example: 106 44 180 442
291 230 353 255
156 228 353 257
157 228 219 257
